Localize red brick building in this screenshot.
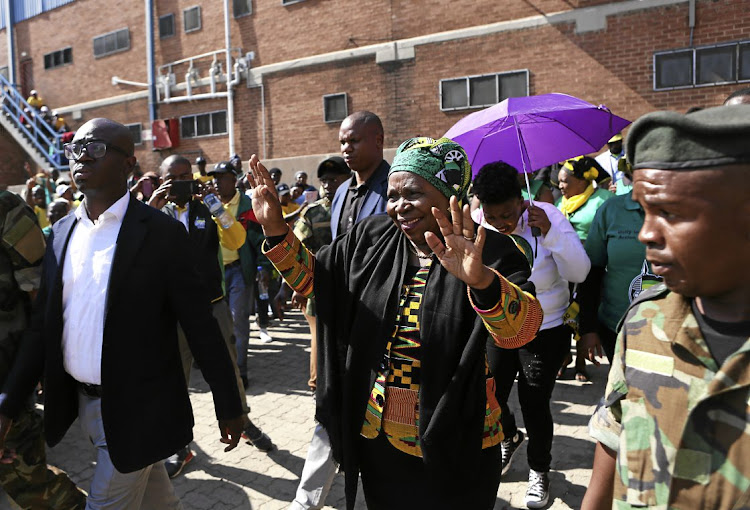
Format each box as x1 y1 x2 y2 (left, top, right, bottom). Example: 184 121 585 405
0 0 748 186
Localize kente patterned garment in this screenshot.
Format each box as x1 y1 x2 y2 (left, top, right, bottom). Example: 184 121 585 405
360 263 503 456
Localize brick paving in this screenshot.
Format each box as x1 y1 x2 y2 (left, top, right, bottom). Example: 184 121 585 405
3 311 610 509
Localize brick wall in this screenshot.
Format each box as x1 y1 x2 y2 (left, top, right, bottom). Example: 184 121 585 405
0 125 31 188
0 0 748 179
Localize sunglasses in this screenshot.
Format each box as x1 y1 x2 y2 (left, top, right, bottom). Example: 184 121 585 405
64 141 130 161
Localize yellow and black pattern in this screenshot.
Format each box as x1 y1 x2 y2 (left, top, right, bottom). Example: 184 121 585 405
361 263 504 456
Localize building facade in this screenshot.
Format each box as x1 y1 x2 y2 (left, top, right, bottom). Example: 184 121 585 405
0 0 748 186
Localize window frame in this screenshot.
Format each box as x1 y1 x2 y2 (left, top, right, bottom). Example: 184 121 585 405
43 47 73 70
281 0 307 5
653 40 750 91
159 13 176 39
183 5 202 33
93 28 130 59
126 123 143 146
439 69 530 112
322 93 348 124
233 0 252 18
180 110 228 139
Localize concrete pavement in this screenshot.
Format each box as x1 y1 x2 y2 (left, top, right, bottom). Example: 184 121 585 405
4 311 610 509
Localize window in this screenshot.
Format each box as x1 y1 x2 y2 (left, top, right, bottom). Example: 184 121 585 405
740 43 750 81
323 93 347 123
183 6 201 33
696 45 736 85
181 111 227 139
440 70 529 111
43 47 72 70
159 14 175 39
127 123 142 145
93 28 130 58
654 40 750 90
233 0 251 17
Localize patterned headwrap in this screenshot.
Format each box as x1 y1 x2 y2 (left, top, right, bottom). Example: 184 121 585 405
562 156 600 182
389 137 472 202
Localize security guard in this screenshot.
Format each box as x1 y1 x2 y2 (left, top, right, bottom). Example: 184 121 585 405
582 105 750 509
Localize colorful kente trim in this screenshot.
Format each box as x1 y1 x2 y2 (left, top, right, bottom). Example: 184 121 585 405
262 227 315 298
468 267 544 349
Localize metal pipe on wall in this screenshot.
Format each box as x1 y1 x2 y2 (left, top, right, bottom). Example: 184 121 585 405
4 0 15 86
145 0 158 128
223 0 235 156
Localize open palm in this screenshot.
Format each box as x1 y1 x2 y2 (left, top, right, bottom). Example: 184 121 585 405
247 155 288 237
424 196 495 290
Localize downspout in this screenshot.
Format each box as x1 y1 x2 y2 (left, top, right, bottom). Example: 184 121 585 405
261 80 266 159
4 0 15 86
223 0 235 156
145 0 158 129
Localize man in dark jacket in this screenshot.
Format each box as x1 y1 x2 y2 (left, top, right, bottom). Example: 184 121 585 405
0 118 244 509
149 155 274 476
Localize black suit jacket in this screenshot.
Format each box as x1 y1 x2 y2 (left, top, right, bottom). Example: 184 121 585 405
163 199 224 301
0 196 243 473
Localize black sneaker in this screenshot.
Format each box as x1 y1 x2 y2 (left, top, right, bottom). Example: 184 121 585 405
525 469 550 508
501 430 525 475
164 446 194 479
241 421 275 452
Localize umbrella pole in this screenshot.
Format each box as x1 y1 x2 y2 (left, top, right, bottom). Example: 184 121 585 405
523 170 541 238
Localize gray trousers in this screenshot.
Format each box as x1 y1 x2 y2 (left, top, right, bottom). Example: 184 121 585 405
78 392 182 510
177 298 250 415
288 424 337 510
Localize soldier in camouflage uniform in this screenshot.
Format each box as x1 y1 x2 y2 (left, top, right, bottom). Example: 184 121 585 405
0 190 86 510
292 156 351 391
582 105 750 509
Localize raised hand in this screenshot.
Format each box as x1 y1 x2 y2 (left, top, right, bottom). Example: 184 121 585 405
247 155 288 237
424 195 495 290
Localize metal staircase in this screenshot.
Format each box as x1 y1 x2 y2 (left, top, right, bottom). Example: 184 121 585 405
0 73 66 171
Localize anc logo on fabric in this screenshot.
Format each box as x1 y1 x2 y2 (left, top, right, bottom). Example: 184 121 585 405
435 149 466 193
628 260 663 302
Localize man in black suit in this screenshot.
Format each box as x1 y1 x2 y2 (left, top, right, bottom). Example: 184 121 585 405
0 118 244 508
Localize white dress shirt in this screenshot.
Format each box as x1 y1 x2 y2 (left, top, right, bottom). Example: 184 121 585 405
62 192 130 385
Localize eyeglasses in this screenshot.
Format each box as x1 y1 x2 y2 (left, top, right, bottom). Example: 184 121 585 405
64 141 130 161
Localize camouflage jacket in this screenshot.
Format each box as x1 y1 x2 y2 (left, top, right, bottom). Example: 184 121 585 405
0 191 45 388
589 284 750 509
293 197 332 255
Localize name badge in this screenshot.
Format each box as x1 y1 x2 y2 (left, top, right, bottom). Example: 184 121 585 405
194 218 206 230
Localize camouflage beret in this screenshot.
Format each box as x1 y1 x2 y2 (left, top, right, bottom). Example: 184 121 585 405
626 104 750 170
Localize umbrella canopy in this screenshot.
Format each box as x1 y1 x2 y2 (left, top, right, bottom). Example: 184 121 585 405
443 93 631 176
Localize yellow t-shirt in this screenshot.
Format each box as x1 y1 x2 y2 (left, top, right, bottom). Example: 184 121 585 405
193 172 213 184
35 206 50 229
221 192 242 266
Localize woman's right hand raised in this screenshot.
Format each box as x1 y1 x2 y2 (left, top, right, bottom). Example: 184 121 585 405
248 155 288 237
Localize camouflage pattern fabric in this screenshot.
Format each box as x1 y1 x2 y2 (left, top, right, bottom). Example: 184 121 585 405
0 410 86 509
0 191 86 509
293 197 333 255
589 284 750 509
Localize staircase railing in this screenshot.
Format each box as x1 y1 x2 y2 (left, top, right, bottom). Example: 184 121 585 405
0 74 66 171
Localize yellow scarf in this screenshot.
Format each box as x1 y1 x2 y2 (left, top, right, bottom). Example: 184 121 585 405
560 183 595 217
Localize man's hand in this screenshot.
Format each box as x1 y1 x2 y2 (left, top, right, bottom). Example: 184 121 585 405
0 414 16 464
218 416 244 452
580 332 604 366
26 177 35 190
147 180 171 210
291 291 307 312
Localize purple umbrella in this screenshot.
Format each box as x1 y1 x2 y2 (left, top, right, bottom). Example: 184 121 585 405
443 93 631 178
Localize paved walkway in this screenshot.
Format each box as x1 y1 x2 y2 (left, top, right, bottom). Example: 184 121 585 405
4 311 610 509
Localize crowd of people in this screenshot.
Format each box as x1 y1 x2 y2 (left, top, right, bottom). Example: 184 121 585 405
0 86 747 510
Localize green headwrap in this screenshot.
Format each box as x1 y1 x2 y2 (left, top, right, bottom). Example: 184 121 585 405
389 137 472 201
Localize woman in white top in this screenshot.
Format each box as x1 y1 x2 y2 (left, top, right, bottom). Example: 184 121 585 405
472 161 591 509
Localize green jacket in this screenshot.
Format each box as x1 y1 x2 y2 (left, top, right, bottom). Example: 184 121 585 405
557 187 613 243
590 285 750 509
